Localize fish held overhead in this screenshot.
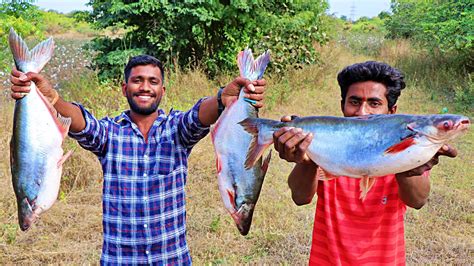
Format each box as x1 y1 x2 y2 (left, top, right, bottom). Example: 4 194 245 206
211 48 271 235
240 114 470 200
9 28 72 231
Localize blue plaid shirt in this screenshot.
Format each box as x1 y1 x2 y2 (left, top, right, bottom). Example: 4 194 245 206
69 99 209 265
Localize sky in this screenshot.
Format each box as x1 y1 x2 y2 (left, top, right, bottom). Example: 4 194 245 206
35 0 391 20
35 0 91 13
327 0 391 20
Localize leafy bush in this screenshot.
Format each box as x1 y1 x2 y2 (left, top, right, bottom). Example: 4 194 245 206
350 17 387 34
0 4 44 71
338 31 385 57
386 0 473 68
0 2 95 71
332 16 388 57
87 0 329 80
38 10 76 34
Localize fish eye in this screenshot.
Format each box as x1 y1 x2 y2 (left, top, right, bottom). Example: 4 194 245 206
443 121 452 130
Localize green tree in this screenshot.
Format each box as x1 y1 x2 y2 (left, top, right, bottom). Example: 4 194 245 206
0 0 38 19
377 11 390 20
386 0 473 62
87 0 329 80
0 0 44 71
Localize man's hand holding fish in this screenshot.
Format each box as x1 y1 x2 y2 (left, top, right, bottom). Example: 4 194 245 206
8 30 268 264
260 61 469 265
10 68 57 103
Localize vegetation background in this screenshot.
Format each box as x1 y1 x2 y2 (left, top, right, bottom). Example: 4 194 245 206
0 0 472 264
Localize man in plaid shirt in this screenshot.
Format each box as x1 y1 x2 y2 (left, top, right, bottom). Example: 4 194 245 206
10 55 267 264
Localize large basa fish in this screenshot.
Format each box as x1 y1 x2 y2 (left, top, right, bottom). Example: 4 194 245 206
9 28 72 231
240 114 470 199
211 48 270 235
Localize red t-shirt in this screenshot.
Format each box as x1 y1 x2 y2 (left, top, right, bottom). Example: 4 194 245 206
309 175 407 265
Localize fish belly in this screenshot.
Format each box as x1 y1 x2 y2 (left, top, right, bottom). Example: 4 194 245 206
214 99 261 208
12 87 64 216
306 131 441 177
213 96 268 235
368 140 442 176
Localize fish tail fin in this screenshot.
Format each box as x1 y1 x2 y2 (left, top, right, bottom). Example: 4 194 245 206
237 48 271 81
9 27 54 73
239 117 280 169
261 150 272 175
359 176 377 201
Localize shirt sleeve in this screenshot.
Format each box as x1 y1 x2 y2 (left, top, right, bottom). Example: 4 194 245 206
177 98 210 148
68 103 108 156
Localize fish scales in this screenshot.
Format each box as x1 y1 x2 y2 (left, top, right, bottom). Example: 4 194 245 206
9 28 72 231
211 48 270 235
240 114 470 200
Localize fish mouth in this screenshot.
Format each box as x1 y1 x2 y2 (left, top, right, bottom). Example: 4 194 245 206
231 203 255 236
422 118 470 143
457 119 470 131
20 215 35 231
18 198 40 231
19 210 39 231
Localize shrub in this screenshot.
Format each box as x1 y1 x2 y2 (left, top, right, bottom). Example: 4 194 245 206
87 0 329 80
386 0 473 68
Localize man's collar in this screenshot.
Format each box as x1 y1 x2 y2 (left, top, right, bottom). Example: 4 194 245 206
114 109 167 126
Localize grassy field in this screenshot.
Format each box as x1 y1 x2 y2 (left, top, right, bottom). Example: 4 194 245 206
0 36 472 264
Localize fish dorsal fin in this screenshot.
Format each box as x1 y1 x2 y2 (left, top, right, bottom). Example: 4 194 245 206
9 28 54 73
237 48 271 81
359 176 377 201
384 135 416 154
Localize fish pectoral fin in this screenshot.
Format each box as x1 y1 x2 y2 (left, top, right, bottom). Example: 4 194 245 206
359 176 377 201
57 150 74 168
227 189 237 210
317 168 338 181
56 113 72 138
384 135 416 154
215 154 222 173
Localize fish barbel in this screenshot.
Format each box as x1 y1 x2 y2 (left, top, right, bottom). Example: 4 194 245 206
240 114 470 199
9 28 72 231
211 48 271 235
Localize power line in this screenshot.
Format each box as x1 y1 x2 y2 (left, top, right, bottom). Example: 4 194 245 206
349 1 356 22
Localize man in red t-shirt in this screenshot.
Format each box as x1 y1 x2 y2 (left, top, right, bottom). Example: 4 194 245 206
272 61 457 265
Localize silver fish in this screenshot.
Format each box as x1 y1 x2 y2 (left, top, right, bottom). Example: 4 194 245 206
9 28 72 231
211 48 271 235
240 114 470 199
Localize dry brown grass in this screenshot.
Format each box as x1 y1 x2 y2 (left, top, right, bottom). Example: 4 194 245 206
0 38 472 264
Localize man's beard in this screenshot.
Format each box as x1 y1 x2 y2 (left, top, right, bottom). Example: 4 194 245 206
126 93 161 115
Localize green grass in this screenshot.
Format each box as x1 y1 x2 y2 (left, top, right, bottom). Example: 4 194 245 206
0 34 472 264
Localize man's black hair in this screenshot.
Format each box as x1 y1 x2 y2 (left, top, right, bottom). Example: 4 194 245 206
124 55 164 83
337 61 406 109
